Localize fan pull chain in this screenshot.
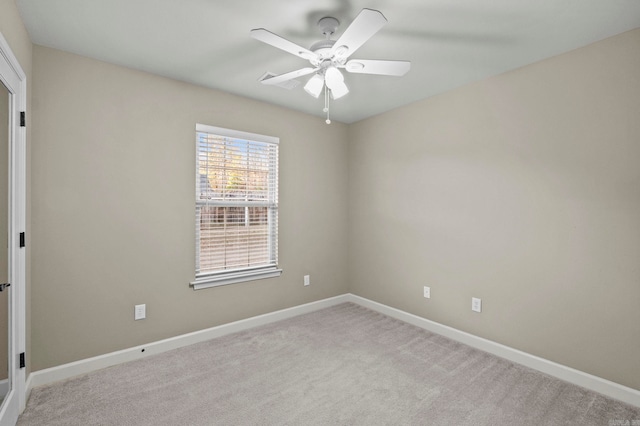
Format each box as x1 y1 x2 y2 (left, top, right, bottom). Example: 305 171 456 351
324 85 331 124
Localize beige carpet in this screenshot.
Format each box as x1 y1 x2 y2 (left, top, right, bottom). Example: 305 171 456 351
18 303 640 425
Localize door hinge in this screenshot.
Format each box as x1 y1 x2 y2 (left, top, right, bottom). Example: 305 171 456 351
19 232 25 248
19 352 25 369
20 111 25 127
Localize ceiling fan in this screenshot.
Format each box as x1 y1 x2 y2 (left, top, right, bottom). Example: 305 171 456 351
250 8 410 123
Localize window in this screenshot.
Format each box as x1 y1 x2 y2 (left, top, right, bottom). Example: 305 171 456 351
191 124 281 290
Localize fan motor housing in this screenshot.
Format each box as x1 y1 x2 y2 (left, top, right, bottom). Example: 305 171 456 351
310 39 335 53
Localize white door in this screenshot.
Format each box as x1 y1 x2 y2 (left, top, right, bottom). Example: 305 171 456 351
0 30 27 426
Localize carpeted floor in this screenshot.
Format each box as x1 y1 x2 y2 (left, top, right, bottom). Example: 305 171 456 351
18 303 640 425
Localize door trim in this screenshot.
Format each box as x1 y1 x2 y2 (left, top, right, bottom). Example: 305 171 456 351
0 29 27 425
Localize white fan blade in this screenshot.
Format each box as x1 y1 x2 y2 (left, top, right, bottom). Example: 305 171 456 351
344 59 410 76
251 29 317 61
330 9 387 59
260 67 317 85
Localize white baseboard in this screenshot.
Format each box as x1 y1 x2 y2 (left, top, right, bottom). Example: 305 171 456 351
345 294 640 408
26 293 640 408
26 294 350 393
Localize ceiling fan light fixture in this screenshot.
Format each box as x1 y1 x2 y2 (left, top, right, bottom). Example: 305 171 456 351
304 73 325 98
324 66 349 99
252 8 410 122
325 66 343 86
330 81 349 99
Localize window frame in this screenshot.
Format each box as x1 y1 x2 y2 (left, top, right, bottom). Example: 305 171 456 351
191 124 282 290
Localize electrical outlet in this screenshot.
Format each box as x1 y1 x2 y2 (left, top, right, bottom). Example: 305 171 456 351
471 297 482 313
423 286 430 299
303 275 310 286
135 304 146 320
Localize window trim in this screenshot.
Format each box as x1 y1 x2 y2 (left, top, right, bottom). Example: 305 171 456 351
191 266 283 290
191 124 282 290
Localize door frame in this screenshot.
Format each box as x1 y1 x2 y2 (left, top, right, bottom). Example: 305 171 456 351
0 30 27 425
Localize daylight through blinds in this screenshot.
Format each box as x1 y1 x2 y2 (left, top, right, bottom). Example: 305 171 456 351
196 125 278 277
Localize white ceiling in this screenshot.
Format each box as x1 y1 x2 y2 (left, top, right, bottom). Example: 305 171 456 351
16 0 640 124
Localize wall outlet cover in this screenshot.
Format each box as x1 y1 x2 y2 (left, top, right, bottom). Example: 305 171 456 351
303 275 310 286
423 286 431 299
135 304 146 320
471 297 482 313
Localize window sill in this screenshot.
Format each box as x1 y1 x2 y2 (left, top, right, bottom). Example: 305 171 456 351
190 267 282 290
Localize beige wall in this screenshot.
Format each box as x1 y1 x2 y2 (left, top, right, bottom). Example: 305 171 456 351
349 28 640 390
0 0 31 70
31 46 349 370
0 0 32 374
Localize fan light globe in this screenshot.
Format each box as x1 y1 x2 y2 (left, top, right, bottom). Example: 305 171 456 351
304 74 325 98
325 66 343 86
325 67 349 99
330 84 349 99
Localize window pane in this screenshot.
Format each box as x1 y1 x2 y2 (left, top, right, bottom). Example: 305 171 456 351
195 124 279 280
198 206 273 273
197 135 276 202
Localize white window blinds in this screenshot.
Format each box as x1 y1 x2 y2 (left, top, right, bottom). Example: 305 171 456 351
192 124 281 289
